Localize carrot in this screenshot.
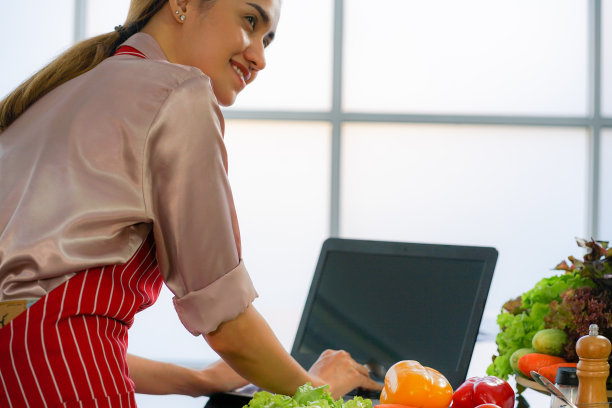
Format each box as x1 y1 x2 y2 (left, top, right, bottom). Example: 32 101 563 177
538 362 577 383
517 353 567 378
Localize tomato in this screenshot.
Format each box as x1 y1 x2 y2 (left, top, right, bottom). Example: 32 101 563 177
474 405 501 408
451 376 514 408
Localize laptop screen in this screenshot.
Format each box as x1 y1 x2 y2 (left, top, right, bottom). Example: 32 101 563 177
290 238 497 389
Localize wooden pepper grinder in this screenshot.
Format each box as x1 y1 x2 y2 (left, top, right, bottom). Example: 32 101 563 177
575 323 611 405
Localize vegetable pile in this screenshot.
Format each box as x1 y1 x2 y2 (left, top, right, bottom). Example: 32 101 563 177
243 383 372 408
486 238 612 389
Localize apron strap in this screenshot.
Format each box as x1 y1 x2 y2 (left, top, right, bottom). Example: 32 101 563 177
114 45 146 59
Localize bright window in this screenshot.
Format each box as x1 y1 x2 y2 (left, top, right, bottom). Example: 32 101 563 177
85 0 130 37
343 0 589 116
0 1 74 99
220 120 331 348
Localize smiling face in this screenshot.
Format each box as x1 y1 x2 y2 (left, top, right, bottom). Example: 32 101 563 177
174 0 280 106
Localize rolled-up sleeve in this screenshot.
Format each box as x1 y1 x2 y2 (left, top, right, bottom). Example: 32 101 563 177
142 74 257 335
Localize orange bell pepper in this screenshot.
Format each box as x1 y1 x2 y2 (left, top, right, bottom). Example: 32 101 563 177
380 360 453 408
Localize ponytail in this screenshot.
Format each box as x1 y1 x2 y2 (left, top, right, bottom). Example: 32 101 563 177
0 0 166 133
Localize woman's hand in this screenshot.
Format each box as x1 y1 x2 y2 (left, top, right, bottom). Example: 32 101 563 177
308 349 383 399
201 359 250 394
127 354 248 397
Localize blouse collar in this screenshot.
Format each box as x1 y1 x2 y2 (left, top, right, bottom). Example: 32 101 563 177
122 32 168 61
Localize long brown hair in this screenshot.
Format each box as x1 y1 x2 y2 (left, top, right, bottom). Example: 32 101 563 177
0 0 166 133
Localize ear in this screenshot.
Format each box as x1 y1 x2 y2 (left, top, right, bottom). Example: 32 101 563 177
167 0 190 23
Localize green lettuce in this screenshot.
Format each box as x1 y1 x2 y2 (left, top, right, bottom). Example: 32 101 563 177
243 383 372 408
487 272 595 379
486 303 549 379
521 273 595 310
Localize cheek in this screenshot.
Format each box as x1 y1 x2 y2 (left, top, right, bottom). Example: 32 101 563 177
185 48 218 78
193 44 231 75
223 29 250 56
178 28 219 71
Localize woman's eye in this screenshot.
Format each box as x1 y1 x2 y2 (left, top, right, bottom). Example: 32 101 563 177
245 16 256 29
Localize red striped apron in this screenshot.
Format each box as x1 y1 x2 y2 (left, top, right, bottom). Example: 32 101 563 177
0 46 159 407
0 233 162 407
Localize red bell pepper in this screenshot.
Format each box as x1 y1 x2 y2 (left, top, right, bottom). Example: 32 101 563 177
451 376 515 408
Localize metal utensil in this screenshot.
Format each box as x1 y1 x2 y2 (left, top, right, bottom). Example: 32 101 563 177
531 371 579 408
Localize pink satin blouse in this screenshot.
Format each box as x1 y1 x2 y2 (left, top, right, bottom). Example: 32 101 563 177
0 33 258 335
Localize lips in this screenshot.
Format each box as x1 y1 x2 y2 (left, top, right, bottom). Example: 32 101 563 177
230 60 251 83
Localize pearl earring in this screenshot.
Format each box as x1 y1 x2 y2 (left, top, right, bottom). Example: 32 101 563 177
180 14 186 21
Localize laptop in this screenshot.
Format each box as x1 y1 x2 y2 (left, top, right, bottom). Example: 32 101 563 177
206 238 498 407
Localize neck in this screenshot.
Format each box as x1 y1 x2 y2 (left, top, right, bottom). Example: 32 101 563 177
140 4 180 63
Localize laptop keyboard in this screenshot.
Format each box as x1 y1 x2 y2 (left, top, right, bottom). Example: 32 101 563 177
345 387 381 400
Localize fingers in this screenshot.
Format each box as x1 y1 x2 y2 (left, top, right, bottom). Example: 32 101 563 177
308 348 385 398
352 363 383 391
353 363 370 377
360 376 384 391
329 349 384 391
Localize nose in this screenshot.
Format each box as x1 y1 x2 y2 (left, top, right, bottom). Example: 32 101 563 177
244 40 267 73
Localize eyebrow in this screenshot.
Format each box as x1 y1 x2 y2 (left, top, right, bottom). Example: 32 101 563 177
246 2 270 24
246 2 275 44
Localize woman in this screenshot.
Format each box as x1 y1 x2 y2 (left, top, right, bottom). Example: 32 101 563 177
0 0 382 406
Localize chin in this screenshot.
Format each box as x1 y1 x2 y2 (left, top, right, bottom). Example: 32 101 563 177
218 99 235 107
214 90 238 107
